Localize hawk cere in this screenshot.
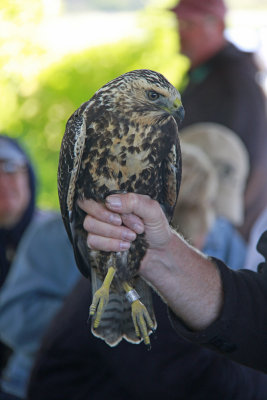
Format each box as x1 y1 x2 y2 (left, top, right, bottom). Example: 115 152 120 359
58 69 184 347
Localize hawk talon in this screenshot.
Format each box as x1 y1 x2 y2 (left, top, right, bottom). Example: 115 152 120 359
89 266 116 329
131 299 154 346
90 287 110 328
122 281 155 345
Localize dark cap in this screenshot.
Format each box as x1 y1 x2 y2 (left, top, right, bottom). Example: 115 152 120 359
170 0 227 20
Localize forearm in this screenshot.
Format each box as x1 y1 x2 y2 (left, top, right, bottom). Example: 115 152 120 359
139 230 223 331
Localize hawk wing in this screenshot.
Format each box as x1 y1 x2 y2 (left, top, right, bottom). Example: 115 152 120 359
160 117 182 222
58 101 95 278
58 104 87 242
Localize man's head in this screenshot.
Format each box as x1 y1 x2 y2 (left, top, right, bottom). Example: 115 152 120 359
180 123 250 227
170 0 227 68
172 143 218 249
0 135 33 228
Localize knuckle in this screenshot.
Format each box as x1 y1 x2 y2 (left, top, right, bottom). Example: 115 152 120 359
127 192 139 209
149 198 158 208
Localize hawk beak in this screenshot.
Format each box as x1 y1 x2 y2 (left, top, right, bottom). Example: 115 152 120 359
172 98 185 126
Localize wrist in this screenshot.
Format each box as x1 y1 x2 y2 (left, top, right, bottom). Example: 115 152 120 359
139 229 223 331
139 229 184 287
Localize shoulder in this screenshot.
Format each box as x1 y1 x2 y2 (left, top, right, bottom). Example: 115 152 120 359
203 217 246 270
212 43 261 88
15 212 72 262
204 217 234 245
24 212 66 240
216 42 255 67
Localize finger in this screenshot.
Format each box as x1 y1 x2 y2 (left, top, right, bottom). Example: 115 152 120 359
121 213 144 234
87 234 131 252
105 193 160 223
78 198 122 225
84 216 136 241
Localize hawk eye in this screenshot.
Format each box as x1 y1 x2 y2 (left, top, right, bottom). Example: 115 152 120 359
147 90 160 101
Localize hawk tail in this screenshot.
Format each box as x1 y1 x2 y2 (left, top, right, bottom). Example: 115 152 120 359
90 271 156 346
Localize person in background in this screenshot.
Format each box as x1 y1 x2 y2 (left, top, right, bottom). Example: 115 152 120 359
0 134 49 385
171 142 218 249
27 275 267 400
0 135 80 399
244 207 267 271
0 135 48 287
180 122 249 270
171 0 267 240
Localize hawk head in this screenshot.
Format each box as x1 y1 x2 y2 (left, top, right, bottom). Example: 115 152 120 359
91 69 185 126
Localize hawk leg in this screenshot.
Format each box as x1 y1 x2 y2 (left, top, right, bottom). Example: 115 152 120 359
90 266 116 328
123 282 155 347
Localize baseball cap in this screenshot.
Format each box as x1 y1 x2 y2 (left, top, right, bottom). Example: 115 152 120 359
0 136 27 167
180 122 249 226
170 0 227 21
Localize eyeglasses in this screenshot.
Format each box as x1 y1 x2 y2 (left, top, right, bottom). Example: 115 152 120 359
0 160 27 175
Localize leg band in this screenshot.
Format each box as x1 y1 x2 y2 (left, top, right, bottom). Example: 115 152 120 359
125 289 140 303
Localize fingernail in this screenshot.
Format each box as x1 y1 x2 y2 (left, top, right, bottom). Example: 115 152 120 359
106 196 122 209
133 223 144 234
120 241 130 250
122 231 136 241
109 214 121 225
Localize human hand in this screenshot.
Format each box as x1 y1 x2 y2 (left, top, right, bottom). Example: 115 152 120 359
78 193 172 252
78 194 223 331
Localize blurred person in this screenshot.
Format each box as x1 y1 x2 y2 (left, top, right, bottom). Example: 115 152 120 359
180 122 249 270
75 192 267 373
27 276 267 400
244 207 267 271
0 135 80 399
0 134 49 383
0 216 80 400
170 0 267 240
171 142 217 249
0 135 47 287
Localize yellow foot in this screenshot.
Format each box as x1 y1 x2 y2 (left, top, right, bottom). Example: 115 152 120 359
131 299 155 347
123 282 155 347
90 266 116 329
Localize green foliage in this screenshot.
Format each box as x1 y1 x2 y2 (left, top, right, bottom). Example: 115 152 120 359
1 5 187 210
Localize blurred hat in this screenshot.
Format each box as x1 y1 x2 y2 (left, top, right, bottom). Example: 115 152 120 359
180 123 250 226
0 136 27 166
172 143 218 246
170 0 227 21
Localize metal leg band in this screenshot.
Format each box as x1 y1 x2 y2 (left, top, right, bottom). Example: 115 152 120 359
125 289 140 303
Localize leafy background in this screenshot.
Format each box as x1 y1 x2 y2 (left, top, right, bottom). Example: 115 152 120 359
1 0 189 209
1 0 266 209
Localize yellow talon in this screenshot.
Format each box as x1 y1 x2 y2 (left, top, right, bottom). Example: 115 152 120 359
90 266 116 328
131 300 154 345
123 282 154 346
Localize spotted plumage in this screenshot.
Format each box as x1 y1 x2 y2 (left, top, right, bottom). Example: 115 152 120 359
58 69 184 347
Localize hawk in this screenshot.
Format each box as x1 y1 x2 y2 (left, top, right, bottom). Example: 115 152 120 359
58 69 184 347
